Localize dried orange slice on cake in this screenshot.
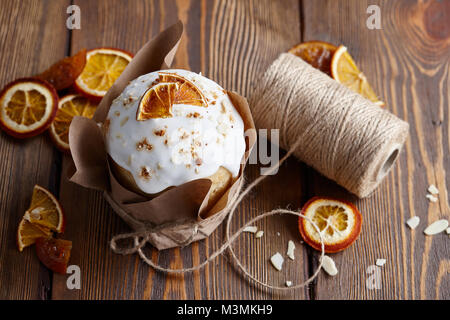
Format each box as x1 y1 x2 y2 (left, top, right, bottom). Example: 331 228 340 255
17 185 65 251
137 82 179 120
331 45 384 106
49 94 98 152
74 48 133 101
289 41 337 76
159 72 208 106
298 197 362 253
0 78 58 138
137 73 208 121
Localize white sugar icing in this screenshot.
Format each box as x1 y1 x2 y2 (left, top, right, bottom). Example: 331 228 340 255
105 69 245 194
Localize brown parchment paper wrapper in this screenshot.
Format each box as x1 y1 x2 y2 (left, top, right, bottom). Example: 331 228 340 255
68 22 256 250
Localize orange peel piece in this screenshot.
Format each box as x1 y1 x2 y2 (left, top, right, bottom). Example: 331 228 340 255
288 41 337 76
36 238 72 274
37 49 87 91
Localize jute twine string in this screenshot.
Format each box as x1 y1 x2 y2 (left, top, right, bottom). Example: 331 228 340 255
250 53 409 198
110 137 325 291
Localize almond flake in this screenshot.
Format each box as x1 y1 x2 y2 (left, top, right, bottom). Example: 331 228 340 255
426 194 438 203
255 230 264 238
424 219 449 235
287 240 295 260
376 259 386 267
406 216 420 230
243 226 257 233
446 228 450 235
285 281 292 287
321 255 338 276
427 184 439 195
270 252 284 271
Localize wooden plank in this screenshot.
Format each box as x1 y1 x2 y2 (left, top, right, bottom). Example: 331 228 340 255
301 0 449 299
0 0 70 299
51 0 311 299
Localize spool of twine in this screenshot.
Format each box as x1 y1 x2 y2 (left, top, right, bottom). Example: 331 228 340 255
250 53 409 198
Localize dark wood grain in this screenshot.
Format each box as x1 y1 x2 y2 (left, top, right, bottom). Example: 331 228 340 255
301 0 450 300
0 0 70 299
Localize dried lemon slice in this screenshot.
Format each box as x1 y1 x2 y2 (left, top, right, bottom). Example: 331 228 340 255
331 45 384 106
298 197 362 253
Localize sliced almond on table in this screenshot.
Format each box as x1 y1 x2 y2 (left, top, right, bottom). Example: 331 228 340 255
376 259 386 267
270 252 284 271
321 255 338 276
424 220 449 235
287 240 295 260
255 230 264 238
427 184 439 195
285 281 292 287
425 194 438 203
406 216 420 230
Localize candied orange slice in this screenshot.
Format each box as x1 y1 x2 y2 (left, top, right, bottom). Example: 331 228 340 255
0 78 58 138
159 72 208 107
37 49 87 91
23 185 65 233
36 238 72 274
331 45 384 106
298 197 362 253
136 82 179 120
17 219 52 252
49 94 97 152
289 41 337 76
74 48 133 101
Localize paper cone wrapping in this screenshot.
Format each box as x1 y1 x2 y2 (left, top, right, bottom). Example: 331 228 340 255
68 22 256 250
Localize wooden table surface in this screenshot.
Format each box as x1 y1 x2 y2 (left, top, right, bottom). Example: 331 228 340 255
0 0 449 300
